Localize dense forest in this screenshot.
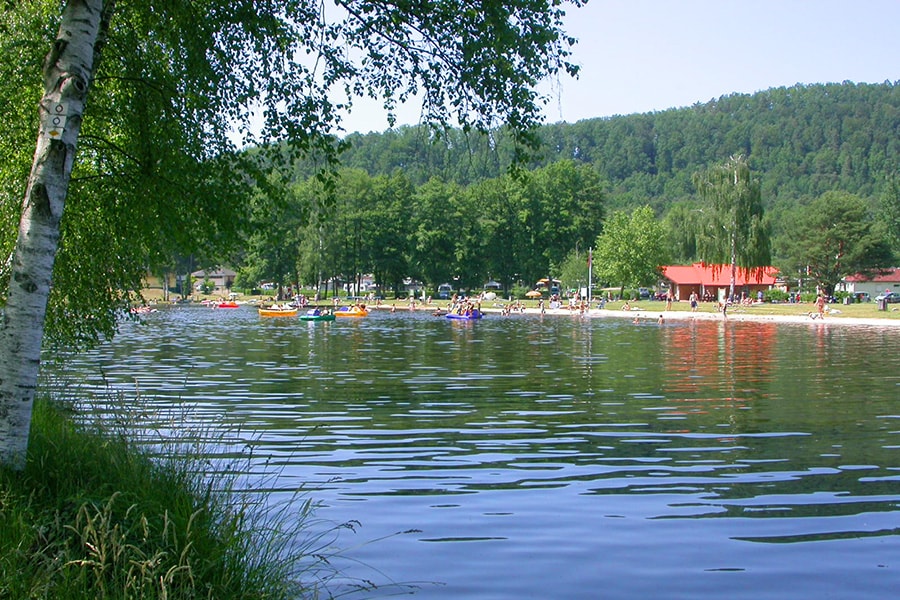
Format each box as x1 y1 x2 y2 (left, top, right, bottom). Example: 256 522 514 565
289 81 900 212
246 81 897 297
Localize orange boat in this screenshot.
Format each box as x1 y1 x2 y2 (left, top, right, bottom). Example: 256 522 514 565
258 306 298 317
334 306 368 318
217 301 240 308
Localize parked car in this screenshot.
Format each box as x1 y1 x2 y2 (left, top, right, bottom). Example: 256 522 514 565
875 291 899 303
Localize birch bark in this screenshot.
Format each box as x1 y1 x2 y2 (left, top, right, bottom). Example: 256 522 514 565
0 0 107 470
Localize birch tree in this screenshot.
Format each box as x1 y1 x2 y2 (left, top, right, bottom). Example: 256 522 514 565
0 0 584 469
692 155 771 301
0 1 110 470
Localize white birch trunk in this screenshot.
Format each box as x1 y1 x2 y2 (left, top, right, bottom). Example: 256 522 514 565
0 0 106 470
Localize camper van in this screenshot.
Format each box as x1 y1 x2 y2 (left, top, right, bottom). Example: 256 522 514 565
437 283 453 299
535 278 561 296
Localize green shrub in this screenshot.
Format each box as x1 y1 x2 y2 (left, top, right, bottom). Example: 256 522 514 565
764 288 789 303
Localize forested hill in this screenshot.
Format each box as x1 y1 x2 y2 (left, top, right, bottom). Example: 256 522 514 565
287 81 900 213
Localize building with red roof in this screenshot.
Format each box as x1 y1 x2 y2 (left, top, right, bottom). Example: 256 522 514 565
837 268 900 298
660 263 779 302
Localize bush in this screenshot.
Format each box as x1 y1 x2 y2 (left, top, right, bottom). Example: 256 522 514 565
799 292 818 303
764 289 789 303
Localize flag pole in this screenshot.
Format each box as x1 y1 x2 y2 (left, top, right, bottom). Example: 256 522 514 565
587 247 592 305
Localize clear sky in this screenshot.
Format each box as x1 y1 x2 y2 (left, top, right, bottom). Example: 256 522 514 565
337 0 900 134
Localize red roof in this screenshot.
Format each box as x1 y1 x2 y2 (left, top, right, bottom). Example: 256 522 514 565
661 263 778 286
844 268 900 284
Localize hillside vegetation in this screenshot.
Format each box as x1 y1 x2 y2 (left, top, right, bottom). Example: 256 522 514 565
286 81 899 213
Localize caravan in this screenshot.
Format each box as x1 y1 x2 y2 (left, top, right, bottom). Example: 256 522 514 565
437 283 453 299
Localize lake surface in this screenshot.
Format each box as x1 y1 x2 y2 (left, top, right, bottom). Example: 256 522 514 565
42 306 900 599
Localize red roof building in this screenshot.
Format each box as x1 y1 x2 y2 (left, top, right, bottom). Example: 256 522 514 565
660 263 778 301
838 268 900 297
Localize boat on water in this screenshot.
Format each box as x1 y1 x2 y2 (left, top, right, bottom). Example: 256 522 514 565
217 301 241 309
130 306 157 314
258 305 298 317
334 305 369 318
446 309 483 320
299 309 335 322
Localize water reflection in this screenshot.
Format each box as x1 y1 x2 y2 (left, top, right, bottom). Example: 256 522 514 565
42 307 900 599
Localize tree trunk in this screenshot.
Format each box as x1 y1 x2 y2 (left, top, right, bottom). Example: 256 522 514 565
0 0 108 470
729 229 737 302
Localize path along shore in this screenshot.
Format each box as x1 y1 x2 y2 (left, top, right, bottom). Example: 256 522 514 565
371 301 900 327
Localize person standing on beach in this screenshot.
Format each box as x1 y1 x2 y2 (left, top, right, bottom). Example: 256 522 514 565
689 291 699 312
816 294 826 318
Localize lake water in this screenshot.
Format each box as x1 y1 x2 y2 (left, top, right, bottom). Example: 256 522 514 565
42 306 900 599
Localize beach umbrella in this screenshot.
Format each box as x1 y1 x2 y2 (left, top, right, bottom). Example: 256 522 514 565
525 290 542 298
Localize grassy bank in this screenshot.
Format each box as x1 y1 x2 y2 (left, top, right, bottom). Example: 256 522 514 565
0 399 331 599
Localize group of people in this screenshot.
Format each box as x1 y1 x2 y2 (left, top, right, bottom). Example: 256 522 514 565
501 301 528 316
446 295 483 317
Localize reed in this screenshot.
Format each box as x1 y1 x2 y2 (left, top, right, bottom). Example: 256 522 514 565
0 397 361 600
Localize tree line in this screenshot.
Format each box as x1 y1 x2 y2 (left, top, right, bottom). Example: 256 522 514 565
254 81 898 298
237 160 605 297
242 151 896 302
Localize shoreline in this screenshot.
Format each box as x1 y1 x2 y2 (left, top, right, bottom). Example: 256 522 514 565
369 302 900 327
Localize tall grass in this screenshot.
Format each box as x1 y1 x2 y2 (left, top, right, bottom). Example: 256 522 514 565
0 398 366 599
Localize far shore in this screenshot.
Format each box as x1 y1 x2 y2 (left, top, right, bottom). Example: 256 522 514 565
143 289 900 327
368 300 900 327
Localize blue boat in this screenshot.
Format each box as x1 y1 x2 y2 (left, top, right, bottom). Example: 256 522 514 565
445 310 483 320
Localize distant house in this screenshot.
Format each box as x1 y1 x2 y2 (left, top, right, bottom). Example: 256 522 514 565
660 263 778 301
191 268 236 291
837 268 900 297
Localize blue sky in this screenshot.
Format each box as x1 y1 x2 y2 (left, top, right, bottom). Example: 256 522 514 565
338 0 900 134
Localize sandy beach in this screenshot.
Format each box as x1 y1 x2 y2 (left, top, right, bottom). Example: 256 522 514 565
374 302 900 327
570 307 900 327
